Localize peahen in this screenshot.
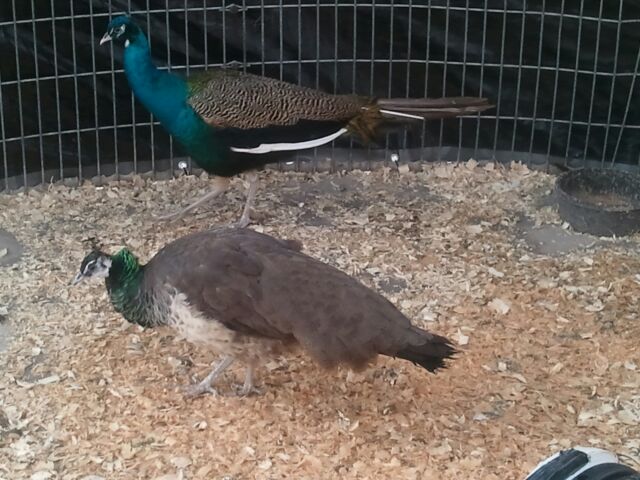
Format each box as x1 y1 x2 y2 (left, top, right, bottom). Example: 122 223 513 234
101 15 493 226
72 228 456 397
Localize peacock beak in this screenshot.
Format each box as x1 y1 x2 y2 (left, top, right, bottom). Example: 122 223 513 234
71 272 85 286
99 32 112 46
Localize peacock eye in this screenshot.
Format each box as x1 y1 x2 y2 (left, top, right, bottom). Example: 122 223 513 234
117 25 126 35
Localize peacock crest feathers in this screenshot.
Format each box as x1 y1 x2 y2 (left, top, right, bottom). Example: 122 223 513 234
186 69 370 130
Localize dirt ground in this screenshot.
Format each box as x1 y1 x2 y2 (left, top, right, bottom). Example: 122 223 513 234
0 162 639 480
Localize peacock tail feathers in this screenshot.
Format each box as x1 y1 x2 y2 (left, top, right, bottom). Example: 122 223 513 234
344 97 492 143
377 96 492 119
346 105 384 144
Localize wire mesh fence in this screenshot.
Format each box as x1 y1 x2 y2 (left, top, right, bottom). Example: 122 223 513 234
1 1 639 191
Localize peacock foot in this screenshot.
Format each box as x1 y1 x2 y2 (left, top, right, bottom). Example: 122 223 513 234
182 382 220 398
154 209 188 223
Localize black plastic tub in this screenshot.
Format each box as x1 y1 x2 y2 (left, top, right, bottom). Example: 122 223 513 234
555 169 640 237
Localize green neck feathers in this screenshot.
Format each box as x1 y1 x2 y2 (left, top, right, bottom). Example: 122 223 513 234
105 249 150 326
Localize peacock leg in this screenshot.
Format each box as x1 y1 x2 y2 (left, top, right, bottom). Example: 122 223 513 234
183 355 234 397
388 131 403 170
233 171 259 228
156 176 231 222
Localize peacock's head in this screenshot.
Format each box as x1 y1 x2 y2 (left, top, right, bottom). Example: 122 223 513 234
100 15 143 47
72 250 112 285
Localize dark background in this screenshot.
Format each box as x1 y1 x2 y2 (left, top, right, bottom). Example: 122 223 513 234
1 1 639 187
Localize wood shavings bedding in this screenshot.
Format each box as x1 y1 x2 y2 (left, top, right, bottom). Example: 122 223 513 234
0 161 639 479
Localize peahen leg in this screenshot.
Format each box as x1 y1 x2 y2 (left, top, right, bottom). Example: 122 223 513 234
234 362 262 396
156 176 231 222
183 355 234 397
233 171 259 228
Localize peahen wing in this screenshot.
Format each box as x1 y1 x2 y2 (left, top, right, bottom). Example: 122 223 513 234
186 69 369 130
145 229 297 340
146 229 430 369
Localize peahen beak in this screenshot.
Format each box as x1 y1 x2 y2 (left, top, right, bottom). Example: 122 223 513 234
99 32 112 46
71 272 85 286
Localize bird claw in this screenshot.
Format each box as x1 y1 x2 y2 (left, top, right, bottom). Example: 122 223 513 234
153 210 185 223
231 216 252 229
233 384 262 397
182 382 219 398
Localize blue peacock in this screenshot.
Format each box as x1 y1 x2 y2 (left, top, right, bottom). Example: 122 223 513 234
101 15 492 226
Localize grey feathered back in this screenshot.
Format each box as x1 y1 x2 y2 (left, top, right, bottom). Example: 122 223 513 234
143 229 454 370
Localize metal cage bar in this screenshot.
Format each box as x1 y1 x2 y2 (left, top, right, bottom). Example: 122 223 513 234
0 71 8 191
1 1 639 190
600 0 625 167
3 5 638 28
545 0 566 166
582 1 605 164
610 47 640 167
563 0 585 166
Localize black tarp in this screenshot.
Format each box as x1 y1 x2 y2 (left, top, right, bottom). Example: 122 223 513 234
1 1 639 186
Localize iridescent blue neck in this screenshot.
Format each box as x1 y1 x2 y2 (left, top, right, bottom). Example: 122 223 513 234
121 31 228 172
122 33 189 130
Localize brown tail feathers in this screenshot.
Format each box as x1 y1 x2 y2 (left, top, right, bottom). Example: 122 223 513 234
348 96 493 143
377 96 493 120
393 331 457 372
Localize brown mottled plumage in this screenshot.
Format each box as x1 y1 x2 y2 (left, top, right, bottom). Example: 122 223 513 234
187 68 492 143
188 69 369 129
73 228 456 396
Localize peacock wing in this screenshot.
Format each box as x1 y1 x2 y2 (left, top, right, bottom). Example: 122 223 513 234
186 68 368 129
